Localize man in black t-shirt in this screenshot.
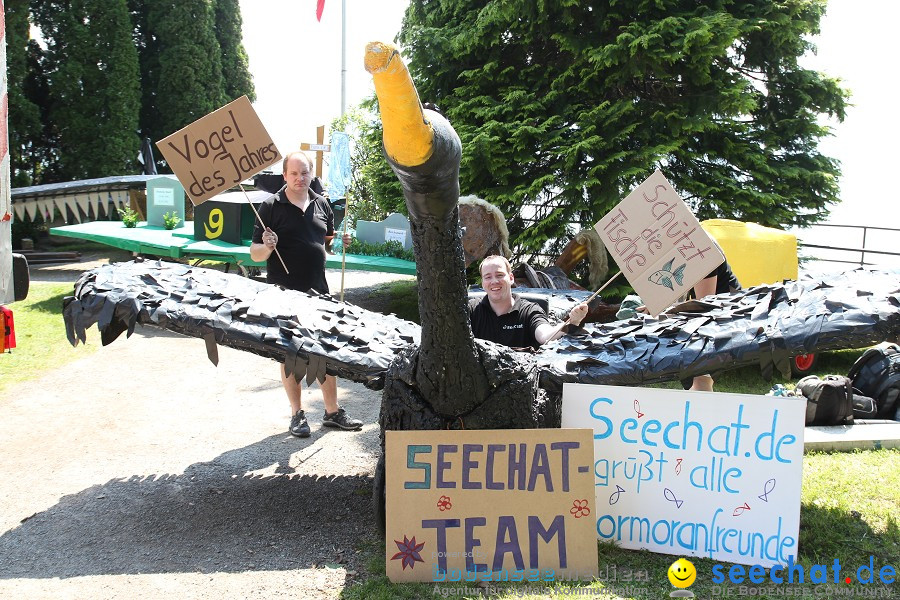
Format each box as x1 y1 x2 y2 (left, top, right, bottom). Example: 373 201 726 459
249 152 362 438
469 255 589 350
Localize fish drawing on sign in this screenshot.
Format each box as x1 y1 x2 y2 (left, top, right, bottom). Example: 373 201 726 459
758 478 776 502
649 258 686 291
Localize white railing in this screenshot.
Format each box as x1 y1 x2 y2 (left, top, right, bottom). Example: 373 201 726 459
796 224 900 270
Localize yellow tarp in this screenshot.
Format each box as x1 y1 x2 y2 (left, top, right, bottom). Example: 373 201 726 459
701 219 798 287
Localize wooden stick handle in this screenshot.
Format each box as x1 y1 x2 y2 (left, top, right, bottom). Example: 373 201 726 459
546 271 623 341
340 198 349 303
584 270 622 304
239 183 289 274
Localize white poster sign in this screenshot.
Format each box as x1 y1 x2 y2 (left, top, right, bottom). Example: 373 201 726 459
594 170 724 315
561 383 805 568
385 227 408 245
153 187 174 207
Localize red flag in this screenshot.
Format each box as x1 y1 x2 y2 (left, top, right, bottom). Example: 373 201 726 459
316 0 325 21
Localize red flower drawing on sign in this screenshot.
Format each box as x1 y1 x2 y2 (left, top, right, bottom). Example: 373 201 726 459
570 499 591 518
437 495 452 511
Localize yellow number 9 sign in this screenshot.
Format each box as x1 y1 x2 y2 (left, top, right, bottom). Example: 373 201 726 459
204 208 224 239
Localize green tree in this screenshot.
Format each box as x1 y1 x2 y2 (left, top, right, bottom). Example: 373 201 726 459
392 0 848 259
32 0 141 180
329 103 406 226
145 0 227 144
130 0 163 159
4 0 46 186
213 0 255 103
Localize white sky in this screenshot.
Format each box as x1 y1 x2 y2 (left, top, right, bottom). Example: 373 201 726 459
239 0 898 235
238 0 408 156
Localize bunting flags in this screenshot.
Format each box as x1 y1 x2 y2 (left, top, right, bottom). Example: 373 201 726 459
316 0 325 21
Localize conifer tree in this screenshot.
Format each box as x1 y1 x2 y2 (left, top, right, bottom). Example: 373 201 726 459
146 0 227 142
388 0 848 258
5 0 45 185
130 0 163 159
214 0 255 103
31 0 142 180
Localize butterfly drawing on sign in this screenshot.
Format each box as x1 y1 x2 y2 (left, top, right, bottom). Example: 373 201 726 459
649 257 687 291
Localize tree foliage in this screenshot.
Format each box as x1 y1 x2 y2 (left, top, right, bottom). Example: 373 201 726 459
389 0 848 259
145 0 227 144
130 0 163 158
213 0 256 103
30 0 142 180
5 0 46 186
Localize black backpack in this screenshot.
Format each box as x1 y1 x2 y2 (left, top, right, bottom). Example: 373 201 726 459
847 342 900 420
797 375 855 425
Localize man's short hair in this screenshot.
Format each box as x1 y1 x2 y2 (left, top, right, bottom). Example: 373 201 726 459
283 151 314 173
480 255 513 275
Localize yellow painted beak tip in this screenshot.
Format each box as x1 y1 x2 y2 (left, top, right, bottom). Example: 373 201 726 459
364 41 399 74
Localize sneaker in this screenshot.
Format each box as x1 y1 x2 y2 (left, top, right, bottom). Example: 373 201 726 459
289 410 311 438
322 408 363 431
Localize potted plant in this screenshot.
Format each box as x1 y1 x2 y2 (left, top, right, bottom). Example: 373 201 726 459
162 211 181 230
118 207 139 228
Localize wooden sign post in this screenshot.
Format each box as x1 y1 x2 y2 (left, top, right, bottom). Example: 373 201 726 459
300 125 331 179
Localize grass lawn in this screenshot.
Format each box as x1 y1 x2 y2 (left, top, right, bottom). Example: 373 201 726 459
0 282 93 392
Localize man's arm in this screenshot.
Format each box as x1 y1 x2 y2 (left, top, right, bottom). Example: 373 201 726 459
534 303 589 345
693 274 718 300
250 226 277 262
249 203 274 262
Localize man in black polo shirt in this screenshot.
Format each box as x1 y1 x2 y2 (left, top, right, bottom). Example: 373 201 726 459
469 255 589 350
250 152 362 437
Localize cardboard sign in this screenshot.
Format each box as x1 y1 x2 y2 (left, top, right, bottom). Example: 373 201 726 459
594 170 724 315
145 177 185 229
561 383 805 568
156 96 282 205
385 429 599 583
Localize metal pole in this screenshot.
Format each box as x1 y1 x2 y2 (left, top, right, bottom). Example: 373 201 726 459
861 226 868 267
1 0 15 303
341 0 347 116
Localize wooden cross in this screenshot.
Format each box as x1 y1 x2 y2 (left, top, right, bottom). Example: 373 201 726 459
300 125 331 178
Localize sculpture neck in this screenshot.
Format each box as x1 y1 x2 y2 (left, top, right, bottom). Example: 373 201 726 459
409 209 489 411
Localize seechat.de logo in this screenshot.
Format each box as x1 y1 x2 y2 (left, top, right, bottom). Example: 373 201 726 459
711 555 896 586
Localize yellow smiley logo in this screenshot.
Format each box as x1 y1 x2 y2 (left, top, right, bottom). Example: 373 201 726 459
667 558 697 588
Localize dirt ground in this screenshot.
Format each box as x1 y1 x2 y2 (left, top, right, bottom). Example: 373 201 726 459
0 255 416 599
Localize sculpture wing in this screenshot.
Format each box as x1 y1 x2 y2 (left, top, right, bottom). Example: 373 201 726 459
63 260 421 390
534 269 900 393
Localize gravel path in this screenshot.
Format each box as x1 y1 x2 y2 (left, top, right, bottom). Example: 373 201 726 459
0 256 416 599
